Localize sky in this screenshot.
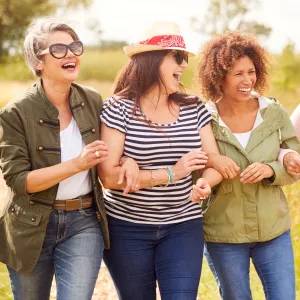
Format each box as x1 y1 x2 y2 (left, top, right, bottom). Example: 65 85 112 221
59 0 300 54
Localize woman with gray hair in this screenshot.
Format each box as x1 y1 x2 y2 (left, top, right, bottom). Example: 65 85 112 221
0 17 138 300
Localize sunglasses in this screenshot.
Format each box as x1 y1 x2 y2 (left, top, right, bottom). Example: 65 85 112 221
172 50 189 65
39 40 84 59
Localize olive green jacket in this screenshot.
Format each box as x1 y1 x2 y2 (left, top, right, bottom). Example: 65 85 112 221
0 80 109 273
194 96 300 243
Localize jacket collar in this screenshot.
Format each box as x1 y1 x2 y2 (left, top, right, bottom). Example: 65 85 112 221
207 95 284 154
36 79 84 120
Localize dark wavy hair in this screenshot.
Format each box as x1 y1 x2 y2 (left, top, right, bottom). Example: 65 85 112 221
196 31 270 101
113 50 198 120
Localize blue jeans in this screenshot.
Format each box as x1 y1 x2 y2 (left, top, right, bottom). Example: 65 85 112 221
203 244 222 294
205 230 295 300
104 216 204 300
7 206 104 300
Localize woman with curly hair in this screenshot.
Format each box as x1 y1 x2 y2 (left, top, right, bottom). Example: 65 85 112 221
193 31 300 300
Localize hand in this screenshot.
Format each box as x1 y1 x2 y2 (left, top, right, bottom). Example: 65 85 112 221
173 150 208 181
75 140 108 172
283 152 300 178
208 153 240 179
240 162 274 183
190 178 211 202
118 157 140 195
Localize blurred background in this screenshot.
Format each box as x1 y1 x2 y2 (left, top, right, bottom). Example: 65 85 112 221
0 0 300 299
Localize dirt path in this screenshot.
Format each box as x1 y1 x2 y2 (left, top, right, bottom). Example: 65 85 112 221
50 264 120 300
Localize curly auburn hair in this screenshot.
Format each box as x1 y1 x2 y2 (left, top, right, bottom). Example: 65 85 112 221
196 31 270 101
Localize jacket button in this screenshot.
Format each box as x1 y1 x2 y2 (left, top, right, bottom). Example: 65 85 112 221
91 128 96 133
81 102 85 107
39 119 44 124
11 207 16 212
31 217 36 222
38 146 43 151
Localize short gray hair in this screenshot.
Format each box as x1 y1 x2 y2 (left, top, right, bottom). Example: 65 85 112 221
24 17 79 77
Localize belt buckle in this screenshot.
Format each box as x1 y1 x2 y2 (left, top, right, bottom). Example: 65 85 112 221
65 199 79 211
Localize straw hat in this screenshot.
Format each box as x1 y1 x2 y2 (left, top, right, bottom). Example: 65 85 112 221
123 21 195 57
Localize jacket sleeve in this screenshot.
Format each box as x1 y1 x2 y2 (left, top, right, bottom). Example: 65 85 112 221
265 107 300 186
0 106 31 196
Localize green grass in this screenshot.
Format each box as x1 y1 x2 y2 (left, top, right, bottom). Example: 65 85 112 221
0 264 12 300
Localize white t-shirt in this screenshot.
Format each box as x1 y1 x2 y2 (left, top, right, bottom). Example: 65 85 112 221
233 131 252 149
55 117 92 200
208 98 266 149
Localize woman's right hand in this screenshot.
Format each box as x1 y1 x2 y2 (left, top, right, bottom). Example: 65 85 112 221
172 150 208 181
117 157 140 195
208 153 240 179
75 140 108 172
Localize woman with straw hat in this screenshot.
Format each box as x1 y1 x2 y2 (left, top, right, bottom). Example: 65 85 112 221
98 21 223 299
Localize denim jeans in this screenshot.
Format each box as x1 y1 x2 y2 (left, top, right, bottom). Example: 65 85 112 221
103 216 204 300
205 230 295 300
7 206 104 300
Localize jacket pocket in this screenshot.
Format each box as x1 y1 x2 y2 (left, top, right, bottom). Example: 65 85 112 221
8 202 42 226
204 181 233 214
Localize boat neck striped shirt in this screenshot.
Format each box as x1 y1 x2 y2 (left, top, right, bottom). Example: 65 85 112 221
100 97 212 224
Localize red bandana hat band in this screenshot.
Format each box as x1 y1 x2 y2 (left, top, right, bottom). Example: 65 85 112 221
139 35 187 49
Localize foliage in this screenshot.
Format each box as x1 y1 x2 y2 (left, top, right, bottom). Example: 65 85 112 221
191 0 271 38
0 0 93 59
271 42 300 94
99 40 128 51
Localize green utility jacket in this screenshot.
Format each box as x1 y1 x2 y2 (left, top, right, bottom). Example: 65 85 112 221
195 96 300 243
0 80 109 273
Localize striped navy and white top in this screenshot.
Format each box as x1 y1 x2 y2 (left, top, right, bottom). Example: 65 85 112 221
100 97 212 224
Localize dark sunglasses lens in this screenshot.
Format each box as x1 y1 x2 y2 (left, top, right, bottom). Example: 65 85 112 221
175 51 188 64
50 44 67 58
70 41 84 56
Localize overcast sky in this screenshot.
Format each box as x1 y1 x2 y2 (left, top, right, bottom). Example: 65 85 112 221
60 0 300 54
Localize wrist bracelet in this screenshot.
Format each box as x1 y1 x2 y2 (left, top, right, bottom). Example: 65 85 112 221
149 170 154 188
159 168 170 188
167 166 175 184
119 156 127 166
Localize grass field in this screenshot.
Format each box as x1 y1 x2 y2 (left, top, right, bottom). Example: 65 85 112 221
0 68 300 298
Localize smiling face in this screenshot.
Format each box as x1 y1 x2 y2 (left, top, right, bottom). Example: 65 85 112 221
222 56 256 102
159 51 188 95
36 31 80 83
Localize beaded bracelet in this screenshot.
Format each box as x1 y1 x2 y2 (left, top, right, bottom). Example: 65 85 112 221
166 166 175 184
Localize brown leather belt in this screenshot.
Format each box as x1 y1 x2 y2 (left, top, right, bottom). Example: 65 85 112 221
53 192 93 211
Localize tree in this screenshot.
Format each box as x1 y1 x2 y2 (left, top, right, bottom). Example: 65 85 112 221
191 0 271 38
272 42 300 93
0 0 93 58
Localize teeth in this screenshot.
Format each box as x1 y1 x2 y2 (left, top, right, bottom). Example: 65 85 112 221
239 88 251 92
63 62 75 67
174 72 182 75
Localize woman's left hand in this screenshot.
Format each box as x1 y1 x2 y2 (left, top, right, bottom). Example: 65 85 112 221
118 157 140 195
190 178 211 202
240 162 274 183
283 152 300 178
